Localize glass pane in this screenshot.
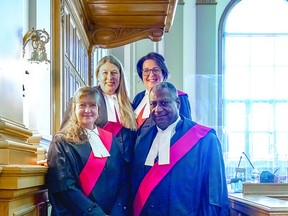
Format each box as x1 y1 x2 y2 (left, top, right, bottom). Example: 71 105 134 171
250 37 274 66
275 103 288 131
250 103 273 131
274 67 288 100
227 132 245 157
224 66 250 99
226 102 246 131
276 132 288 158
275 37 288 66
225 37 250 66
250 132 271 159
249 66 274 100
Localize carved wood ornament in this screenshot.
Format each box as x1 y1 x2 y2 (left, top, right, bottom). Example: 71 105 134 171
77 0 179 48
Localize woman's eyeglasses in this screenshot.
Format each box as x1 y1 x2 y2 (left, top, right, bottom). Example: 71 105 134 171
142 67 162 76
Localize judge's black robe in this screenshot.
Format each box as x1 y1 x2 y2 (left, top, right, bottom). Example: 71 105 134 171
61 86 136 165
47 133 129 216
131 117 229 216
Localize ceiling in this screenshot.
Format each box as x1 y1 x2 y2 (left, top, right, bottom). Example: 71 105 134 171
78 0 179 48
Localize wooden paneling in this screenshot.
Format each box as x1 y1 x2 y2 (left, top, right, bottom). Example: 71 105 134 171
77 0 179 48
63 2 89 109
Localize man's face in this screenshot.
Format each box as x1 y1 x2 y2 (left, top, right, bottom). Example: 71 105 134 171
149 87 180 130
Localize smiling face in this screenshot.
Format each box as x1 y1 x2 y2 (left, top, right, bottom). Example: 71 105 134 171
75 95 99 130
97 62 120 95
142 59 164 91
149 86 180 130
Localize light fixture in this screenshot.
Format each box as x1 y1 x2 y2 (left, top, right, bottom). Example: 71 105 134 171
23 28 50 64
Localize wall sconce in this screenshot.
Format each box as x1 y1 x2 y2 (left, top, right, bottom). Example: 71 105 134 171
23 28 50 64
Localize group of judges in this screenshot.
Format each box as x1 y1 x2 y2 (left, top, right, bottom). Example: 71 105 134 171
46 53 229 216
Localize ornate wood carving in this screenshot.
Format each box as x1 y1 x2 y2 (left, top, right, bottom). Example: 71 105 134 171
92 27 164 48
78 0 179 48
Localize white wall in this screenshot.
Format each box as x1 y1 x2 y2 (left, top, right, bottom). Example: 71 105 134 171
0 0 24 123
22 0 51 137
0 0 51 141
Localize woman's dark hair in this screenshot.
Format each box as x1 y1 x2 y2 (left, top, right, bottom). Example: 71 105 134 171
136 52 169 81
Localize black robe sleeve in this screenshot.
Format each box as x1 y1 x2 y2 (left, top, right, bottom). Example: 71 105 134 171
47 136 106 215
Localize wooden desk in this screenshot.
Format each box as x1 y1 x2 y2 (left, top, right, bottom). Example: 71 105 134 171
229 183 288 215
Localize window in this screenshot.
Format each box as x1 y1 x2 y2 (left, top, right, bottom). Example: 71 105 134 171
221 0 288 182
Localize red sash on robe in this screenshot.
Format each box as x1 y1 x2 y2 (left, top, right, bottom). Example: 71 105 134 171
177 90 186 96
136 104 147 128
79 128 113 196
133 124 211 216
103 108 122 136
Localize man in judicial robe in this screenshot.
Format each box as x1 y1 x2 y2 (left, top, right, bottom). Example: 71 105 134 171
131 82 229 216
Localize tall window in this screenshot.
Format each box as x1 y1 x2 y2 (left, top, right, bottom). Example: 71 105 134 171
221 0 288 182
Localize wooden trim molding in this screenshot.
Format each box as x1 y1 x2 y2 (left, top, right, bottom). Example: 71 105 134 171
196 0 217 4
65 0 90 50
51 0 63 134
0 117 32 141
92 28 164 49
0 117 37 165
0 165 47 189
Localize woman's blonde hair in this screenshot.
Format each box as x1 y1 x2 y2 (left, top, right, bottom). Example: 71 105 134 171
95 55 137 130
61 86 100 143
